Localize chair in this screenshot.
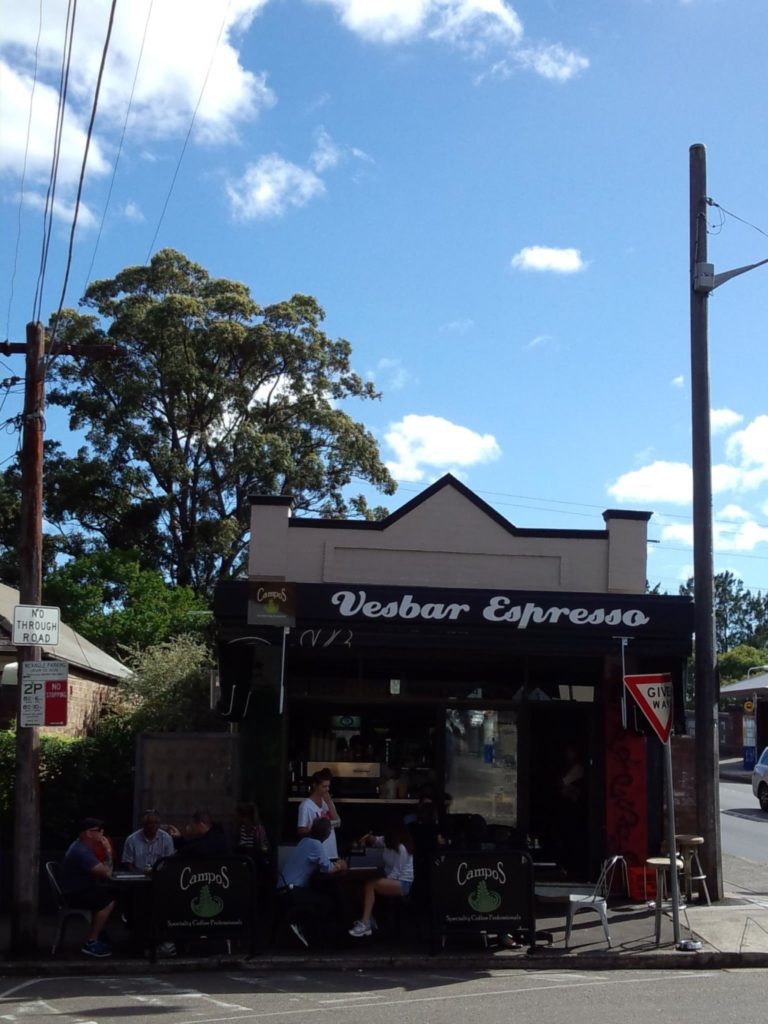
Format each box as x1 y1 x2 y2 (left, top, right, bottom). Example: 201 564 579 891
45 861 91 955
563 854 628 949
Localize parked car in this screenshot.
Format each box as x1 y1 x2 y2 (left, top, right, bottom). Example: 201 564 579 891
752 747 768 811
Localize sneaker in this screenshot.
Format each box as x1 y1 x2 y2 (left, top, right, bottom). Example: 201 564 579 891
348 919 372 938
289 922 309 948
82 939 112 958
157 942 177 957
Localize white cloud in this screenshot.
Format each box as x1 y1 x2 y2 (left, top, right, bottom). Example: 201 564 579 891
368 357 414 391
312 1 586 81
711 407 743 433
717 503 751 522
0 0 274 185
22 189 97 231
525 333 552 350
385 413 501 482
121 201 145 222
226 155 325 219
726 415 768 469
609 461 692 505
439 318 475 334
310 126 372 172
514 43 590 82
672 375 684 388
511 245 585 273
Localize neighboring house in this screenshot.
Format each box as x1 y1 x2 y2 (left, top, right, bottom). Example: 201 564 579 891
0 582 131 736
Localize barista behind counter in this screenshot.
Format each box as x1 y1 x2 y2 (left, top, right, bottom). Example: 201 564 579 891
297 769 341 860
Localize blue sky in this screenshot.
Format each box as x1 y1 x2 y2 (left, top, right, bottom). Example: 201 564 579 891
1 0 768 597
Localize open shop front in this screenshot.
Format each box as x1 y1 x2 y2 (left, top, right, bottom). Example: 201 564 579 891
214 579 694 879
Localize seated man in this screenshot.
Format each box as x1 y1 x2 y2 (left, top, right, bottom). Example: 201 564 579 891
59 817 116 958
278 818 347 947
174 810 230 860
122 809 175 874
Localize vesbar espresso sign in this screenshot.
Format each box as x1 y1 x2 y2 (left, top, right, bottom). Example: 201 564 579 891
297 584 693 637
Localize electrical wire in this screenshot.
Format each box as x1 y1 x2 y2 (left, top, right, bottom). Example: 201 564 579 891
708 198 768 243
46 0 120 365
5 0 44 342
144 0 233 262
82 0 156 293
32 0 78 325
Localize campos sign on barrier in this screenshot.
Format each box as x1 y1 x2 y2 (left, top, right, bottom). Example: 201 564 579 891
624 672 673 744
151 857 255 954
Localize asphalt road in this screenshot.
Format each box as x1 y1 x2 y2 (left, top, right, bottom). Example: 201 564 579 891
720 778 768 863
4 968 768 1024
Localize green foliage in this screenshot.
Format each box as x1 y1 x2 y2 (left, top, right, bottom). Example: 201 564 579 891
680 571 768 653
719 645 768 687
42 550 210 656
117 635 220 733
45 249 396 595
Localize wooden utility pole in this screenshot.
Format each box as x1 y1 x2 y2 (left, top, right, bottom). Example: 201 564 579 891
11 321 46 954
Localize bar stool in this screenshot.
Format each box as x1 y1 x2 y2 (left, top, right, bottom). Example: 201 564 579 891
675 834 711 906
645 855 683 945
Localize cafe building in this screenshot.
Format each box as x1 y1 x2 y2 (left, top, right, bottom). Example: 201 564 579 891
213 474 694 877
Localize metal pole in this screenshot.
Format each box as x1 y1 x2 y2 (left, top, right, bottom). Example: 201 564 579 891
663 740 682 945
10 321 45 955
689 143 722 899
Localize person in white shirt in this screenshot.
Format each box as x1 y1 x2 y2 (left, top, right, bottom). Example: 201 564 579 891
297 769 341 860
348 827 414 938
121 810 176 873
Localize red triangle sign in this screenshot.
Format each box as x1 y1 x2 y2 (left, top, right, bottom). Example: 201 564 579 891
624 673 674 743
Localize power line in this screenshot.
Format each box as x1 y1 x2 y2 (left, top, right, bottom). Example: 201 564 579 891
33 0 78 324
82 0 156 293
46 0 120 364
707 197 768 243
5 0 44 342
144 0 233 262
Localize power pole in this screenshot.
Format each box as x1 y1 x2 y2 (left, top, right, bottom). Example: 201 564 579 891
5 323 117 956
12 321 46 954
689 143 768 900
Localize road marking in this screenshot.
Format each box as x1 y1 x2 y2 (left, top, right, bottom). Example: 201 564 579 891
166 971 720 1024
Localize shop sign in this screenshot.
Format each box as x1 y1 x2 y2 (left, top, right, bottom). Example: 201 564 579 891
19 661 68 727
248 581 296 626
430 850 534 941
296 584 693 637
151 857 255 947
624 672 673 743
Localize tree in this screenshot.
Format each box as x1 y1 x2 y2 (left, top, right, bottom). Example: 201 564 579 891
680 571 767 653
45 249 396 595
42 550 210 657
719 645 768 687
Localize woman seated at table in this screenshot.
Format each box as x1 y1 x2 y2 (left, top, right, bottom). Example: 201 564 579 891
348 827 414 938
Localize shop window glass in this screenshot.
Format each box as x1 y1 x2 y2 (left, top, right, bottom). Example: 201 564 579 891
444 709 517 826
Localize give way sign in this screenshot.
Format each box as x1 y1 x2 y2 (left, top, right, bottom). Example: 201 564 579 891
624 672 674 744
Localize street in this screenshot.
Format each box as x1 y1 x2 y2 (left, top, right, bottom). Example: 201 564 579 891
5 967 768 1024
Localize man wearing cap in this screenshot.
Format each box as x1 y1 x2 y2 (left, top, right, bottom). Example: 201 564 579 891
60 817 116 958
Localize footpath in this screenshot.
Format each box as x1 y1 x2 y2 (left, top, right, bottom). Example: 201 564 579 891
3 761 767 976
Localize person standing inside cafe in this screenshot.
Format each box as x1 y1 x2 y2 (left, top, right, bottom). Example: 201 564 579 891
122 809 176 873
59 817 116 958
297 769 341 860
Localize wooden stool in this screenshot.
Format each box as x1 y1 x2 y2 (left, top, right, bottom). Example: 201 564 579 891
646 855 683 945
675 834 711 906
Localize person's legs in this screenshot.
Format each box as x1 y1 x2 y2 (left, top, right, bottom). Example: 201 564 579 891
89 900 115 941
362 878 402 921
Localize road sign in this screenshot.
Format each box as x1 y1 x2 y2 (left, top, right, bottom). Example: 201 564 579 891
19 661 68 727
12 605 60 647
744 699 755 714
624 672 673 744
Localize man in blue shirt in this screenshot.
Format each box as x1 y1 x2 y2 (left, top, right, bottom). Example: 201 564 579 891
277 819 347 946
60 818 116 958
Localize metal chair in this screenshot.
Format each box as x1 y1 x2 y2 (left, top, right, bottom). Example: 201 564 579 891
45 861 91 955
563 854 629 949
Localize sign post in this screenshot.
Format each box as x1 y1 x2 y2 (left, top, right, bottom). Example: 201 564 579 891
624 672 698 951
